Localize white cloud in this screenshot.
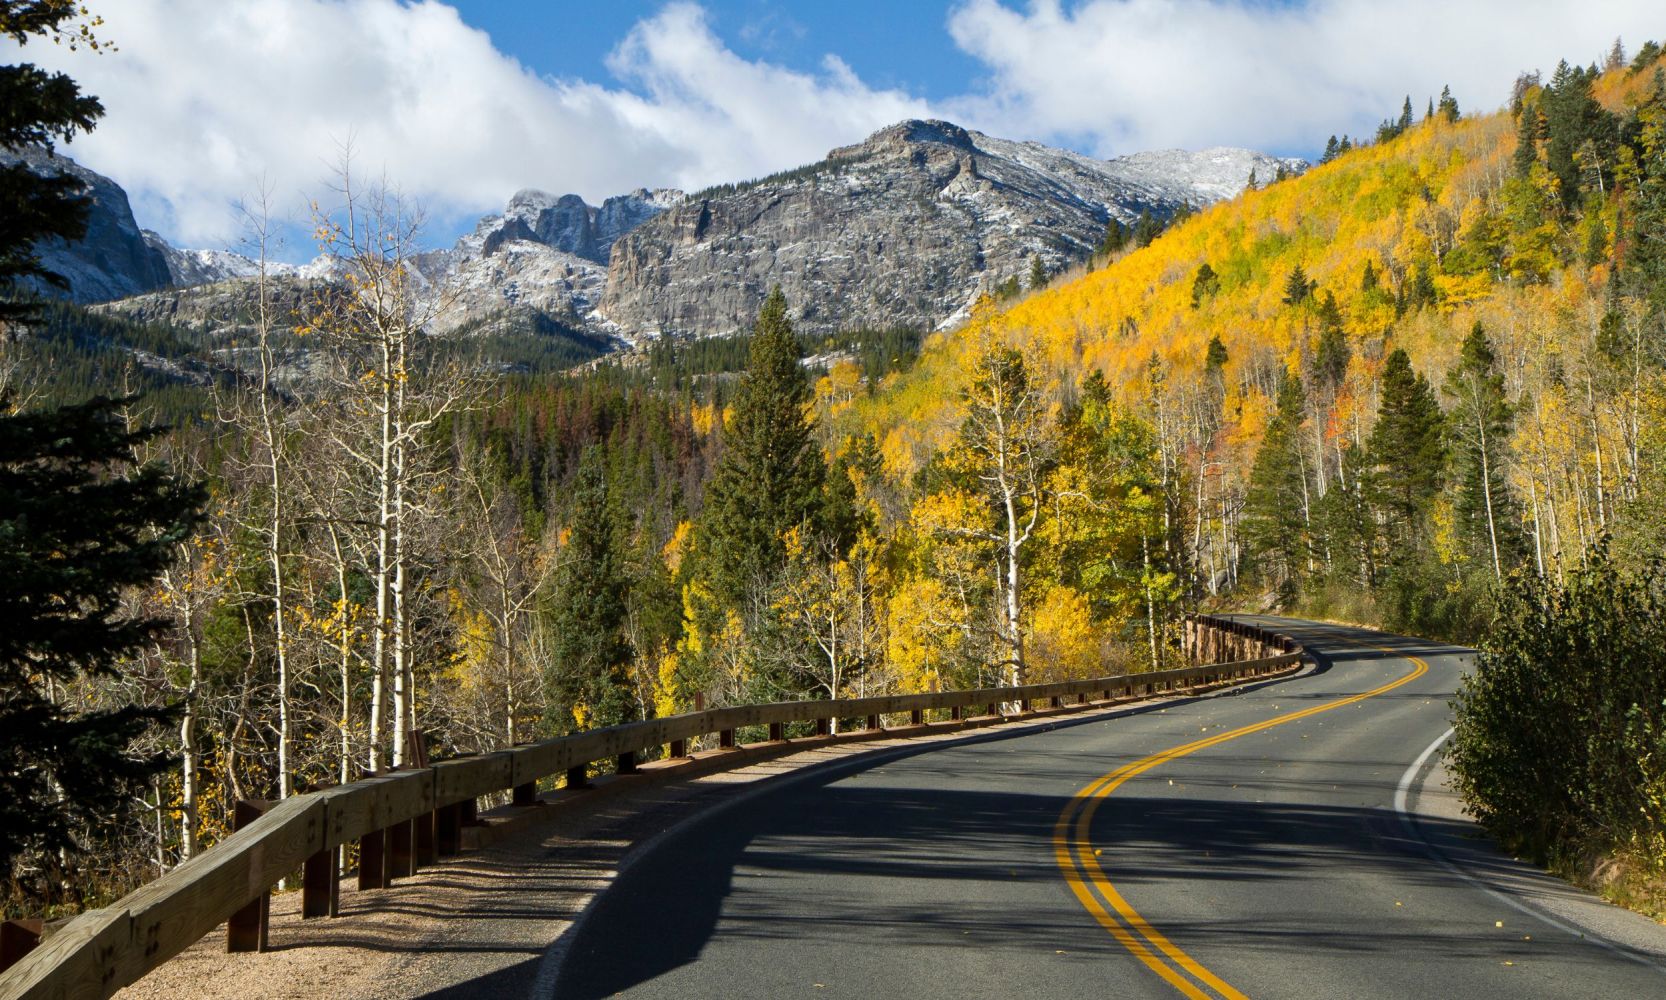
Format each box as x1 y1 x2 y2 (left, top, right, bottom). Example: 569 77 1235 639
11 0 1665 254
12 0 928 250
944 0 1665 157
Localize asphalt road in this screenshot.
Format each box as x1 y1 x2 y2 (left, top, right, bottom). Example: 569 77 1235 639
547 618 1666 999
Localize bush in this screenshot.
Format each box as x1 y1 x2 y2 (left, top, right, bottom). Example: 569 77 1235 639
1449 547 1666 871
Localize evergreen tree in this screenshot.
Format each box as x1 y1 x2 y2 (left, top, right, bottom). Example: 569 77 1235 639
0 397 204 876
1338 135 1353 154
1312 296 1350 387
1190 262 1220 308
1437 85 1460 123
1360 259 1380 293
1542 59 1618 207
693 288 825 611
1282 263 1313 305
544 447 635 732
1622 70 1666 322
1443 322 1517 580
1368 349 1445 552
1029 254 1047 291
1131 209 1163 248
0 2 105 323
1406 261 1439 311
1399 95 1415 132
1246 167 1258 190
1513 101 1542 177
1244 372 1309 595
1098 218 1128 256
1 3 207 882
1321 135 1340 163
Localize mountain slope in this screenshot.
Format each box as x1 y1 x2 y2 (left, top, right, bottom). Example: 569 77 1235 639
600 119 1303 338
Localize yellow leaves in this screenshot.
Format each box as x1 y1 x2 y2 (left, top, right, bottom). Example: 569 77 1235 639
1028 584 1101 682
662 520 692 576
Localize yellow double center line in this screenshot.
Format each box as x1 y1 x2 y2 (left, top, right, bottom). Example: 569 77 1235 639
1053 642 1430 999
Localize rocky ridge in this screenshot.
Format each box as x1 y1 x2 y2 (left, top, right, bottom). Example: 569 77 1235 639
21 119 1305 349
597 120 1305 337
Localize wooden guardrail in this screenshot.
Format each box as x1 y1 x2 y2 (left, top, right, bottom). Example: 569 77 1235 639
0 614 1301 1000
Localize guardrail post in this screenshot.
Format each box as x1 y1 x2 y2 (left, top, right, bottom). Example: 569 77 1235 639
389 817 415 880
670 738 688 758
986 702 998 718
415 809 436 866
910 709 923 725
768 722 784 742
566 765 590 790
513 781 538 806
617 751 638 775
815 717 830 736
302 845 338 919
436 803 461 856
866 713 880 731
359 825 387 890
719 729 735 748
0 918 42 973
950 706 962 721
227 799 272 952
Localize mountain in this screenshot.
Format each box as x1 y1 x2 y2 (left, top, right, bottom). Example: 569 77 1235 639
19 120 1302 350
1 147 173 302
598 120 1305 338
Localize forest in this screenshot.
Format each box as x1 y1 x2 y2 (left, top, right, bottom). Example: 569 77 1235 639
5 7 1666 922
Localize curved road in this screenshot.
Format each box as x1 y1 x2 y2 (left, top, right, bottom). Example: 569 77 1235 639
549 618 1666 999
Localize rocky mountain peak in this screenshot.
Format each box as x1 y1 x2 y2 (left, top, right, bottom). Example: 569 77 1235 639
833 118 978 159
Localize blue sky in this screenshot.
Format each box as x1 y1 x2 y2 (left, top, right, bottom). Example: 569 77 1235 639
449 2 986 103
12 0 1665 256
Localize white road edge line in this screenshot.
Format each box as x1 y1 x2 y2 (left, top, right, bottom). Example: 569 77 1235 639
1395 726 1666 977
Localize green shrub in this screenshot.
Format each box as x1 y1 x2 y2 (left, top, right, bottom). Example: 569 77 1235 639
1450 546 1666 870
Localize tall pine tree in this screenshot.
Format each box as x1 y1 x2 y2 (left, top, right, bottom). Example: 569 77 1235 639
694 288 825 612
1244 372 1310 595
1368 349 1445 552
544 447 635 733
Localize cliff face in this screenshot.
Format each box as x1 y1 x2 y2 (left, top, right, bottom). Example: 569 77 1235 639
598 120 1305 337
2 148 173 303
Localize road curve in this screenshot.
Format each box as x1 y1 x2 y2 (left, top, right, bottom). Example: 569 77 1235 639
547 618 1666 999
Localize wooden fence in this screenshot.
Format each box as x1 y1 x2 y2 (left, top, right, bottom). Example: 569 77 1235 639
0 614 1300 1000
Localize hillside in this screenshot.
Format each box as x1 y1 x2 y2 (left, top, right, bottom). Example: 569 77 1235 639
852 51 1666 632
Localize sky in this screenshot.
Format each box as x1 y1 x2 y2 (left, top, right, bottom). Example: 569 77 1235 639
7 0 1663 259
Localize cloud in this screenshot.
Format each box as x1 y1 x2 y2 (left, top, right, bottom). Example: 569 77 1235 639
13 0 929 250
13 0 1666 254
944 0 1665 157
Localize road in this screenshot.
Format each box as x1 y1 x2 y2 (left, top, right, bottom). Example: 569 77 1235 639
547 618 1666 999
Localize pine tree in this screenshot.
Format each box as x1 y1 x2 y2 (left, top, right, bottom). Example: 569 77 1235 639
1437 85 1460 123
1513 102 1542 177
1282 263 1313 305
694 288 825 611
0 397 205 876
1190 262 1219 308
1244 372 1309 594
1 3 207 885
1246 167 1258 191
1443 322 1516 580
1368 349 1445 551
544 446 635 732
1098 218 1128 256
0 2 106 323
1321 135 1340 163
1360 259 1380 293
1029 254 1047 291
1399 95 1415 132
1406 261 1439 311
1131 209 1163 248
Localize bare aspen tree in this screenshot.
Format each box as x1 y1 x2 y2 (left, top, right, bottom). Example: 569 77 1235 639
304 153 475 769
